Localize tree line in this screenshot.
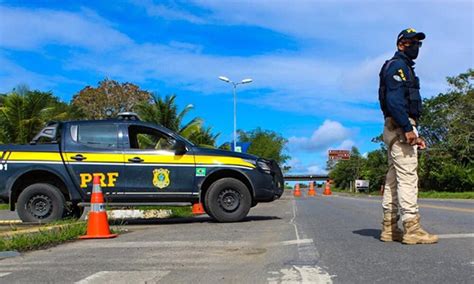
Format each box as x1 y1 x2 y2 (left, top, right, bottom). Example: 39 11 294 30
329 70 473 192
0 79 289 165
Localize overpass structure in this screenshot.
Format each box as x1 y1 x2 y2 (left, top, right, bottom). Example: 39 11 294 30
283 174 329 181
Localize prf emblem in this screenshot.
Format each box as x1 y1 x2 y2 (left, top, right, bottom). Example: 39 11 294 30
79 172 119 188
153 168 170 189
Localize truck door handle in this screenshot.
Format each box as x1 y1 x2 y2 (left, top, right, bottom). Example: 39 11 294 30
128 157 144 163
71 154 86 161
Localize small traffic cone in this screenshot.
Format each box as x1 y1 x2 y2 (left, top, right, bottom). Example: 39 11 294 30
192 203 205 215
293 184 302 197
80 176 117 239
308 182 316 196
323 180 332 196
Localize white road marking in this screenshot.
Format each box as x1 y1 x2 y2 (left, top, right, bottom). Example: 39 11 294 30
268 266 333 284
438 233 474 239
268 198 335 283
76 270 169 284
0 272 11 277
294 266 333 284
74 239 312 249
290 199 300 240
74 240 251 249
278 239 313 246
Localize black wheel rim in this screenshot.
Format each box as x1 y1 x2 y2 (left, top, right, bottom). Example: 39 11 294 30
27 194 53 219
218 189 241 212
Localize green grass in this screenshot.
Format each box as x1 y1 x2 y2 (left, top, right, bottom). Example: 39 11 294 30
0 204 9 210
418 191 474 199
0 222 87 252
333 188 473 199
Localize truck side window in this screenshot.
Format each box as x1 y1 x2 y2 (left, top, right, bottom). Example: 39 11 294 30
128 126 176 151
75 124 118 149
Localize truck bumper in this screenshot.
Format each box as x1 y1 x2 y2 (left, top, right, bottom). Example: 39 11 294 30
254 160 284 202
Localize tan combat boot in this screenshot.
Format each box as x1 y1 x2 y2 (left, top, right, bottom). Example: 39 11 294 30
380 213 403 242
402 214 438 245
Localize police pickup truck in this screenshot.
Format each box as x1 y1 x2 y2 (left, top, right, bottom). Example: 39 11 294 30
0 113 283 223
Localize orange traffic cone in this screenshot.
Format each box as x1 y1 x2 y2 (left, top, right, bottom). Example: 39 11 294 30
308 182 316 196
192 203 205 215
323 180 332 196
80 176 117 239
293 184 302 197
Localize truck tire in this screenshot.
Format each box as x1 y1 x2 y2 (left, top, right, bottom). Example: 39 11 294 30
17 183 66 223
64 204 84 219
205 178 251 223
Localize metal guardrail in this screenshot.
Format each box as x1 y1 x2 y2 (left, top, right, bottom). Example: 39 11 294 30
283 174 329 181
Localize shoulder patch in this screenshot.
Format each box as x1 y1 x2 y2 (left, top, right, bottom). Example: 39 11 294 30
397 69 407 81
393 75 402 82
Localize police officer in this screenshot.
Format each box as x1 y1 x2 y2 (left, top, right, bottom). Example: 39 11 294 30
378 28 438 244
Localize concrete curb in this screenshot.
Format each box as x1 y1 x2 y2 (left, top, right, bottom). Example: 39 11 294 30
0 222 84 238
0 220 22 225
80 209 173 221
108 209 173 219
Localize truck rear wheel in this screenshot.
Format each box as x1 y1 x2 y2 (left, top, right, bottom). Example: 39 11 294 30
205 178 251 223
17 183 66 223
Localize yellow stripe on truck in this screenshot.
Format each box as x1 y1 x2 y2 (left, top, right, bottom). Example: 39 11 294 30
65 153 124 163
8 151 255 169
8 152 62 161
196 156 255 168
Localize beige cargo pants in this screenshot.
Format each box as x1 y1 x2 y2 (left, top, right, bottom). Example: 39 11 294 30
382 118 419 222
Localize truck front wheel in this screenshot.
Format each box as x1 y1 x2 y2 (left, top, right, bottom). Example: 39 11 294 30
205 178 251 222
17 183 66 223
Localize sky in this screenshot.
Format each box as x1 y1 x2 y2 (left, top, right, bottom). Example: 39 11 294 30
0 0 473 174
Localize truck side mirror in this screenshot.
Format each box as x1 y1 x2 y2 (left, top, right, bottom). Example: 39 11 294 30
174 140 188 155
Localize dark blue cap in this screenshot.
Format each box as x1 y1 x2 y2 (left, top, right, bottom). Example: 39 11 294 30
397 28 426 44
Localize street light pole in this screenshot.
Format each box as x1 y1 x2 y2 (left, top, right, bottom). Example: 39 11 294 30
218 76 253 152
232 83 237 152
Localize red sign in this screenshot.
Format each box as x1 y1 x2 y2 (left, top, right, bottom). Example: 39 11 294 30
328 150 350 160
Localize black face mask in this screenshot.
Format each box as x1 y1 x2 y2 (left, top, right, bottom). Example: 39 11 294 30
404 44 419 60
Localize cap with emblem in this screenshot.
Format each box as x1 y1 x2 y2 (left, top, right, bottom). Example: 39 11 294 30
397 28 426 44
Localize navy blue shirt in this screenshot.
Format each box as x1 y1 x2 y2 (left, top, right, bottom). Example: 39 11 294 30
381 51 422 133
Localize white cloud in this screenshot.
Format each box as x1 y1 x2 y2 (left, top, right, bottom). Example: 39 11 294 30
288 120 354 152
0 52 84 93
0 6 132 51
0 2 472 119
336 139 355 150
130 0 205 23
307 165 327 175
285 158 327 175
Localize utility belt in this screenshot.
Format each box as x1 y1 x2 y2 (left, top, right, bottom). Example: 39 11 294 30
385 117 417 150
385 117 417 131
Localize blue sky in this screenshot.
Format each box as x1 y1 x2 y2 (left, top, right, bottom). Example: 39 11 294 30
0 0 473 174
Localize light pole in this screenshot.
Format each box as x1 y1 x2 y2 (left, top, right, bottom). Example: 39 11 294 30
218 76 253 152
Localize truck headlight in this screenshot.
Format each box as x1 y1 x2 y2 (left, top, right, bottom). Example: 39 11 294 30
257 159 271 174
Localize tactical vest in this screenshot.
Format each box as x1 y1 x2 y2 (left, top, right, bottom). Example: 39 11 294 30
378 58 422 120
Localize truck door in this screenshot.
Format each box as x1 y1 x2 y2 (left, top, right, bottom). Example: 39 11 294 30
121 124 196 199
63 123 125 199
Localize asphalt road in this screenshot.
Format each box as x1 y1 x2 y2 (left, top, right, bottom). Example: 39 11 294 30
0 191 473 283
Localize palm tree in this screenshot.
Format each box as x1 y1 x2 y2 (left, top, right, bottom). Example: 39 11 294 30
134 94 202 139
0 87 79 144
188 126 220 148
0 88 50 144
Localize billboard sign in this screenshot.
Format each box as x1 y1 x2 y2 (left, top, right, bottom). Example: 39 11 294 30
328 150 350 160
